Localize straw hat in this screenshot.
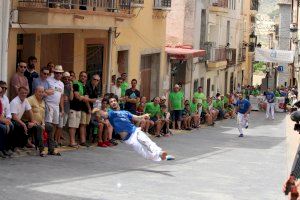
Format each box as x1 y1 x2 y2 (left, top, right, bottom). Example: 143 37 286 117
63 72 70 77
53 65 64 73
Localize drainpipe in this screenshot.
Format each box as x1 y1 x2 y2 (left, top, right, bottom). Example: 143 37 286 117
0 0 10 82
106 27 114 93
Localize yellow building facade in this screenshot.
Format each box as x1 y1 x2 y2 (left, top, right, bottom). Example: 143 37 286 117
8 0 170 100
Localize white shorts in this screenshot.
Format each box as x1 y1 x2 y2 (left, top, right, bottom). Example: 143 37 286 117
237 113 249 127
58 113 69 128
124 128 162 162
45 104 60 125
68 110 81 128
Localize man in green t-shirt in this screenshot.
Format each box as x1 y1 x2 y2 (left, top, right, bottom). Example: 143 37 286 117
120 72 129 97
213 93 225 119
144 97 164 137
190 97 200 128
169 84 184 130
193 86 206 104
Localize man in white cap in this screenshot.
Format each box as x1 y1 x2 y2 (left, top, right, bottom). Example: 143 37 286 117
45 65 64 151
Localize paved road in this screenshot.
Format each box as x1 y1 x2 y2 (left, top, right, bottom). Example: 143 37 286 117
0 112 288 200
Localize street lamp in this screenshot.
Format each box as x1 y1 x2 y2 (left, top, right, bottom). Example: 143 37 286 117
265 65 271 90
249 32 257 52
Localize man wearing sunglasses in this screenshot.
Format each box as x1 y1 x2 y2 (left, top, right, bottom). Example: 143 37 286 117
32 67 54 97
10 61 29 99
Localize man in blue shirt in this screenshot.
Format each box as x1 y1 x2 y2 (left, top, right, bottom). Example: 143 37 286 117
265 88 275 120
93 95 174 161
236 93 251 137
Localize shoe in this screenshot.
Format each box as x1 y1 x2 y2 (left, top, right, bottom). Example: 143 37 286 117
166 155 175 160
0 151 6 158
40 150 47 157
109 139 118 146
68 144 79 148
79 143 90 147
104 141 114 147
245 124 249 129
97 142 108 148
48 151 61 156
164 133 171 137
238 134 244 137
26 143 35 148
185 128 193 131
2 150 12 157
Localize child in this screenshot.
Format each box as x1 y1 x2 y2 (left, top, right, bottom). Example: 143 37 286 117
160 104 172 136
182 102 192 130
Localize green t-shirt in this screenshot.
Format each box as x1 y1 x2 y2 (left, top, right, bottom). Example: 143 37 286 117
194 92 206 104
223 96 229 104
190 101 198 114
275 90 281 97
120 82 129 97
169 91 184 110
213 100 223 109
251 89 260 96
144 102 160 118
202 101 209 111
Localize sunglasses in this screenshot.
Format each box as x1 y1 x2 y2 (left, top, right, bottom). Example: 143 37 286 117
93 78 100 81
43 72 49 75
54 72 63 75
19 66 27 69
1 87 7 90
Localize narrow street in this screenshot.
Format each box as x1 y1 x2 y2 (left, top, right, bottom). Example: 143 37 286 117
0 111 287 200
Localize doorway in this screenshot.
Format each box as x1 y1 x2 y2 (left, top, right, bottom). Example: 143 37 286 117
206 78 211 98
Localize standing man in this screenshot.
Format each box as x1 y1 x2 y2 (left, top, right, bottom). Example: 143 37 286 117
45 65 64 146
120 73 129 97
193 86 206 104
24 56 39 96
32 67 54 96
236 93 251 137
10 61 29 99
169 84 184 130
265 88 275 120
125 79 140 114
111 77 123 99
144 97 164 137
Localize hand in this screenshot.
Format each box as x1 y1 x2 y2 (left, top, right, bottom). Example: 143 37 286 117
3 119 11 126
47 88 55 95
28 122 36 128
143 114 150 120
60 111 64 117
21 122 28 134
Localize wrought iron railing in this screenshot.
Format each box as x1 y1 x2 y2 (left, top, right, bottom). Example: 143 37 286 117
18 0 133 13
201 43 227 62
153 0 171 9
226 48 236 65
210 0 228 8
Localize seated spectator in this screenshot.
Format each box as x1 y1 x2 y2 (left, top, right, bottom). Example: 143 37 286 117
160 104 172 136
144 97 164 137
213 93 225 119
208 97 219 121
224 103 235 119
182 101 192 130
136 96 151 133
10 87 41 152
27 86 61 156
201 98 214 126
190 97 200 128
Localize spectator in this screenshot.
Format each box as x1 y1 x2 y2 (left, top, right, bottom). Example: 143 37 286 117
182 101 192 130
160 104 172 136
111 77 123 99
125 79 140 114
10 87 38 150
265 87 275 120
136 96 151 133
169 84 184 130
194 86 206 104
0 81 14 157
32 67 54 96
144 97 164 137
208 97 219 121
69 71 76 82
56 72 73 145
27 86 61 156
201 98 214 126
45 65 64 147
10 61 29 99
24 56 39 96
213 93 225 119
47 62 55 77
120 72 129 97
190 97 200 128
110 75 116 91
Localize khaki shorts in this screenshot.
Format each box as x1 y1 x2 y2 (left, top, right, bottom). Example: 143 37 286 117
68 110 81 128
80 111 91 125
58 113 69 128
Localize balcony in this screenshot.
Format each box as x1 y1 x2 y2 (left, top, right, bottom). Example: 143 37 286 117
226 48 236 66
17 0 133 29
238 47 246 63
201 43 227 69
153 0 171 10
209 0 228 13
131 0 144 8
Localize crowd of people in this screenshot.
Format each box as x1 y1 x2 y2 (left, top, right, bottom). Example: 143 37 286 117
0 56 298 159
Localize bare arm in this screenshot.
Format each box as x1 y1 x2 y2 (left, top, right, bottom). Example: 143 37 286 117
60 94 64 114
132 113 150 121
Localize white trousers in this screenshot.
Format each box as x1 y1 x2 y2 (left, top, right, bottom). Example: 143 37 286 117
124 128 162 162
237 113 249 135
266 102 275 119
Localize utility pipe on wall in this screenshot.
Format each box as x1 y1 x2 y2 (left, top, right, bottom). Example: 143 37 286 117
0 0 10 82
106 27 114 93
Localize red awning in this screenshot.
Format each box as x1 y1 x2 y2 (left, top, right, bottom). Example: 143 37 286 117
165 47 206 60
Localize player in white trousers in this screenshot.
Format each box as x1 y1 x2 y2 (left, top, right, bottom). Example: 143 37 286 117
265 88 275 120
93 95 174 162
236 93 251 137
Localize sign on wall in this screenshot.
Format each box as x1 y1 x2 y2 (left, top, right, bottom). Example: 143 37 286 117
255 49 294 63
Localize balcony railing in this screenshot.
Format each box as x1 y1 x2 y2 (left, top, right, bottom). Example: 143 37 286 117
18 0 133 13
153 0 171 10
250 0 259 11
226 48 236 66
238 47 246 62
201 43 227 62
210 0 228 8
131 0 144 7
